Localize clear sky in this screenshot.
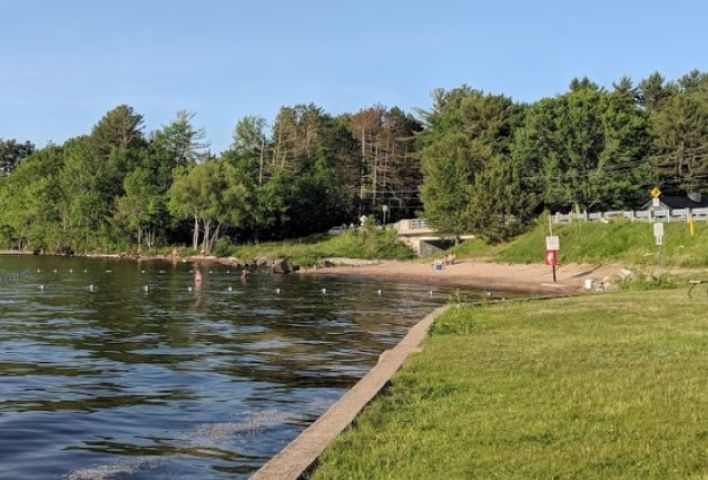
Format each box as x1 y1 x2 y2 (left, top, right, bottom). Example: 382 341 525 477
1 0 706 153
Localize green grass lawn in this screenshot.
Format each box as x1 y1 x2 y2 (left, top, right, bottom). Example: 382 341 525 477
311 289 708 479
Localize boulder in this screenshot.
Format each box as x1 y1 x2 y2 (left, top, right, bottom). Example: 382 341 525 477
617 268 635 280
319 257 381 267
272 258 294 274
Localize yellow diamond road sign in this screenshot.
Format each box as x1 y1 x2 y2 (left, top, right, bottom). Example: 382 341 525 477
650 186 662 198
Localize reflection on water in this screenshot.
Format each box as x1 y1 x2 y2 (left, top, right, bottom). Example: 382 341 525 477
0 256 499 479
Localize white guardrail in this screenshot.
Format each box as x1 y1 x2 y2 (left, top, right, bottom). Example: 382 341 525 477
552 207 708 224
407 218 429 230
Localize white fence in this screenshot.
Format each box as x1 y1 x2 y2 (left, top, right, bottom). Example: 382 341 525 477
552 207 708 224
407 218 429 230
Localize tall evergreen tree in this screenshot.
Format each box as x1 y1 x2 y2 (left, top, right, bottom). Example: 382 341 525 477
418 87 522 237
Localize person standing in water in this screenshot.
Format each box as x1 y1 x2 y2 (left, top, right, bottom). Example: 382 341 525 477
240 268 249 283
194 269 203 288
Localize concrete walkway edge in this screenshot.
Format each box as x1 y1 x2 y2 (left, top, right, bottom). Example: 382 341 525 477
251 304 450 480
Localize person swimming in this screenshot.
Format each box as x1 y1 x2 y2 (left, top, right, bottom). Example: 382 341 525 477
240 268 249 283
194 269 203 286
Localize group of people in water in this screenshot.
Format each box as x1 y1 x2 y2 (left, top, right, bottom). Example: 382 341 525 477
193 267 249 287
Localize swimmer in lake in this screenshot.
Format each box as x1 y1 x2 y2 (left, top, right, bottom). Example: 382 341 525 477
194 269 203 287
240 268 249 283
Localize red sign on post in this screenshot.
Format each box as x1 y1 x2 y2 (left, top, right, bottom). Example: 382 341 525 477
544 249 558 266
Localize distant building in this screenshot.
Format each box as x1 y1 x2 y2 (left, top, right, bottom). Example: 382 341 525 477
641 192 708 210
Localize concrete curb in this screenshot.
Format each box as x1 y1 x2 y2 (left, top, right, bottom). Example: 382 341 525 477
251 305 450 480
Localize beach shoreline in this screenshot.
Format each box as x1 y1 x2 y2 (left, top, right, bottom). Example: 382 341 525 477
299 259 634 294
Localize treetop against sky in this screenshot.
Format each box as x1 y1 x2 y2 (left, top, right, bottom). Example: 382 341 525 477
1 0 706 152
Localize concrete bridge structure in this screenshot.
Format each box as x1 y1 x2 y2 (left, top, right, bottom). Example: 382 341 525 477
393 218 475 256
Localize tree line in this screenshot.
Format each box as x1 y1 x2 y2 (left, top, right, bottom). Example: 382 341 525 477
1 70 705 253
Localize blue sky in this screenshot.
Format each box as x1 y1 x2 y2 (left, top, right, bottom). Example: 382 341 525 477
1 0 706 152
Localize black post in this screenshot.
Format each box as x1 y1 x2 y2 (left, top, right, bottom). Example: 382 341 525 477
552 264 557 283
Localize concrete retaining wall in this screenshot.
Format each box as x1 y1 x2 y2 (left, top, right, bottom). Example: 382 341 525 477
251 305 450 480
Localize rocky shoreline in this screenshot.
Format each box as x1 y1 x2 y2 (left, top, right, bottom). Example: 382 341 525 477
1 250 303 274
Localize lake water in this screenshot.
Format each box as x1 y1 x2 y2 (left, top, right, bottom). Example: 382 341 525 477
0 256 490 479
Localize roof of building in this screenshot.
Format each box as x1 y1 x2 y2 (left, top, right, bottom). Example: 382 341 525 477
641 195 708 210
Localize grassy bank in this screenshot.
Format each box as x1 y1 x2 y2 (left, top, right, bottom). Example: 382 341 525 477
312 289 708 479
441 219 708 268
497 219 708 267
210 229 416 266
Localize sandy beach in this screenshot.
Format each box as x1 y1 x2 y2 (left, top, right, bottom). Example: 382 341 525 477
302 259 631 293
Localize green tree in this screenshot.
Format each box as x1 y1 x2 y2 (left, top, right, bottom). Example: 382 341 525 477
638 72 675 112
88 105 145 156
418 87 521 238
168 159 250 253
649 73 708 193
468 155 533 243
512 80 650 212
113 168 161 250
419 132 476 237
58 138 116 250
0 146 63 251
157 110 209 167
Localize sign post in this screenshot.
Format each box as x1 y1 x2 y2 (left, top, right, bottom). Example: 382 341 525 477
688 212 696 237
545 235 560 283
653 222 664 246
649 187 664 268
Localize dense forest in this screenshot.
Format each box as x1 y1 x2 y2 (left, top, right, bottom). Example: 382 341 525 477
1 70 706 253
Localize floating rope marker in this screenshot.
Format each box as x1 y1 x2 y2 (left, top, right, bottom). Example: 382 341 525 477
275 288 281 294
39 285 45 291
228 286 233 292
321 288 327 295
89 284 96 292
377 289 383 296
188 286 193 293
142 285 149 293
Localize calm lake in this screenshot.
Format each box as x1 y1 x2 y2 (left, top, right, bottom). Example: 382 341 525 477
0 256 490 479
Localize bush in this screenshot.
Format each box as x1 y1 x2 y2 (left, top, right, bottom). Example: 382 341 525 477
212 239 235 258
